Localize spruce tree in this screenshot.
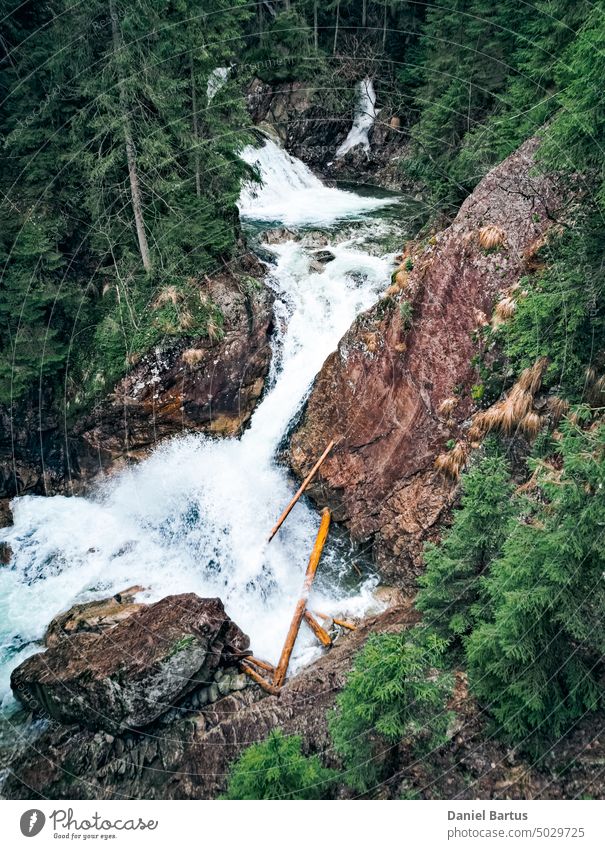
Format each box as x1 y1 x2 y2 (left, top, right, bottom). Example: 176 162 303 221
417 448 516 650
466 419 605 746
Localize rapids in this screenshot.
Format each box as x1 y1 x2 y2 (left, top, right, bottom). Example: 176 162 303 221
0 136 408 713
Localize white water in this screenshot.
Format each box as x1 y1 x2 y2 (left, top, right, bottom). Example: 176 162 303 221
0 141 399 711
336 78 378 159
206 66 230 102
239 137 397 226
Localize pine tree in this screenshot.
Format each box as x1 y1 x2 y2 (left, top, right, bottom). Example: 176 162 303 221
330 628 453 792
466 418 605 746
417 447 516 650
223 730 336 800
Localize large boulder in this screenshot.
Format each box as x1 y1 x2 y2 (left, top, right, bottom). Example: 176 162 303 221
11 594 249 734
288 137 561 586
44 586 145 647
4 597 602 801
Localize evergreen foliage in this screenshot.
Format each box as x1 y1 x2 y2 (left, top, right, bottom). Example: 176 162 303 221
417 447 516 649
0 0 252 405
223 729 336 800
466 418 605 745
330 628 453 792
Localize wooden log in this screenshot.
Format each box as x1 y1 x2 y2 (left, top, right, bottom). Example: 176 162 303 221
240 662 280 695
303 610 332 647
245 655 276 674
313 610 357 631
273 509 331 687
268 440 335 542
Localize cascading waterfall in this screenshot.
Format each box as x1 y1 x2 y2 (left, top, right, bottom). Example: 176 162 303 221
0 138 401 712
239 136 396 226
206 66 231 102
336 78 378 159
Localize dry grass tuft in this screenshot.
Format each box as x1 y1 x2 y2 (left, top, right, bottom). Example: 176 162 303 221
434 441 468 480
465 358 547 442
153 285 182 308
517 357 548 394
519 411 543 439
182 348 205 366
493 296 516 324
547 396 569 423
438 397 458 417
206 317 222 342
478 224 506 250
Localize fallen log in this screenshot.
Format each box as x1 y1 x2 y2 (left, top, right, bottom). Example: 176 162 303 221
245 655 276 674
273 508 331 687
313 610 357 631
303 610 332 647
268 440 335 542
240 661 280 695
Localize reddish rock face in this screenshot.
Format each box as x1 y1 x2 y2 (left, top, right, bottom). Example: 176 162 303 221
289 138 560 586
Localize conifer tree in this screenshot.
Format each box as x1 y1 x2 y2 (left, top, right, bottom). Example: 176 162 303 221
417 448 516 650
466 419 605 745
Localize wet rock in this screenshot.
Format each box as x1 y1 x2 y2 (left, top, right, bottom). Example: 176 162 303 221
11 594 249 734
288 137 561 586
247 80 417 192
262 227 297 244
1 256 274 494
44 586 145 647
313 249 336 264
3 602 416 800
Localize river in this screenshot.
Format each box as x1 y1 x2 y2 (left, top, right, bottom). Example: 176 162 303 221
0 135 421 725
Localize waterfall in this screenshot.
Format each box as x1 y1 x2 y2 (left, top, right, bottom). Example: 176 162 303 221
336 78 378 159
238 137 397 226
206 66 230 102
0 140 399 710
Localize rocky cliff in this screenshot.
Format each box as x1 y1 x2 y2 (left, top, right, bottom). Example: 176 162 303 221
0 255 273 525
247 78 410 190
288 137 560 586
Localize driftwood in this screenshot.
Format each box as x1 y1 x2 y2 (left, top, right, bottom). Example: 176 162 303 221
313 610 357 631
268 440 335 542
303 610 332 647
273 509 331 686
245 655 276 674
240 661 280 695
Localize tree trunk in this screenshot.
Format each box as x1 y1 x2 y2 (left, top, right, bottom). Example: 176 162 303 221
110 0 151 273
362 0 367 28
383 1 388 49
191 58 201 199
313 1 318 50
333 0 340 55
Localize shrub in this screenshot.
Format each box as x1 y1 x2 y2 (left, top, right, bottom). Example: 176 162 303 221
222 730 336 800
418 448 516 651
330 629 453 793
466 419 605 747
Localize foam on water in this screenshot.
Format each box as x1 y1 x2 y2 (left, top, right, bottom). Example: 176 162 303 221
238 137 397 226
0 143 397 711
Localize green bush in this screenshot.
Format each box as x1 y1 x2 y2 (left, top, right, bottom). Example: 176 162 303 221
330 629 453 792
417 448 516 651
222 730 336 800
466 418 605 747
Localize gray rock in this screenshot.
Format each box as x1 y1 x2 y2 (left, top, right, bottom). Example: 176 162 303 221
11 594 249 734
